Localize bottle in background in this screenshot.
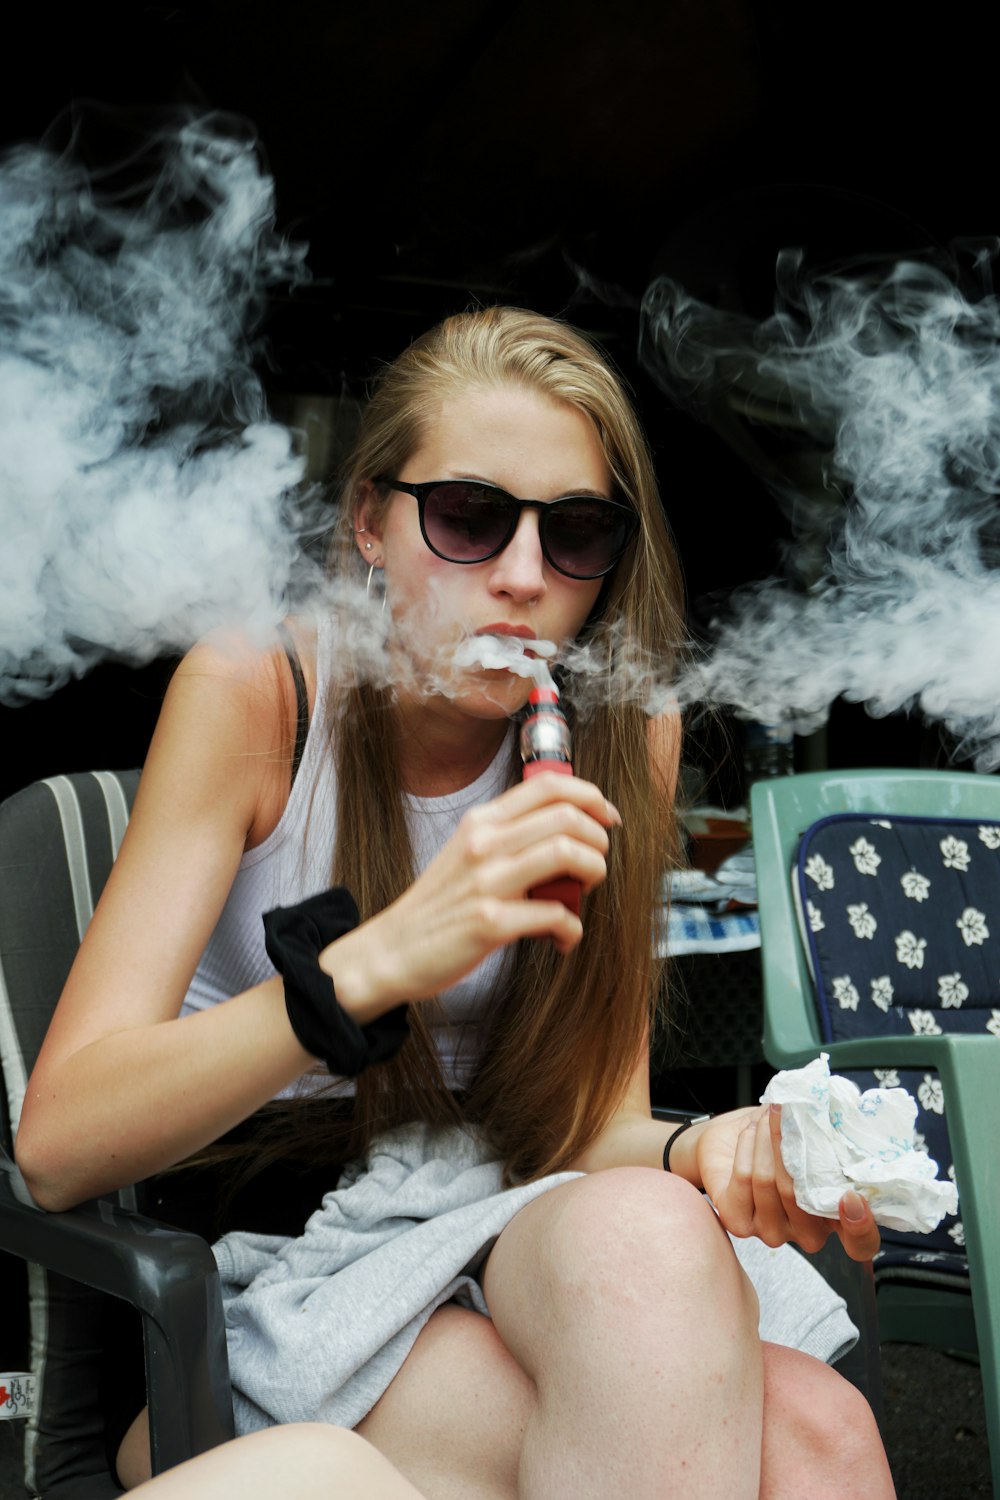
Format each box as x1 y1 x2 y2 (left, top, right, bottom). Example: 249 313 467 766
743 720 795 798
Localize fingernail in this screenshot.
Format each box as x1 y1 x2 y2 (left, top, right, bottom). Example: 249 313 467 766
841 1189 867 1223
769 1102 781 1118
605 799 622 824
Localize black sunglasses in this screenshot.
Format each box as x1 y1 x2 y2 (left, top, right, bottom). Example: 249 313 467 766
377 478 639 580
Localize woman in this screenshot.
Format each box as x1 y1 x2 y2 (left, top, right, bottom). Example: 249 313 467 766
16 308 893 1498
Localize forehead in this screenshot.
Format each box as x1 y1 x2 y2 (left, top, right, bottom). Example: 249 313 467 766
408 383 611 496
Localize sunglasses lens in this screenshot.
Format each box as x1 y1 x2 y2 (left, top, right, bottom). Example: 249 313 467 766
422 483 514 561
543 501 632 578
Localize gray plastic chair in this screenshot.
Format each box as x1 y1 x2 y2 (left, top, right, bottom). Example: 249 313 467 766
0 771 234 1497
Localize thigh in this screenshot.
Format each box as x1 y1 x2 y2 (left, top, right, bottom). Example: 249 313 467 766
356 1303 534 1500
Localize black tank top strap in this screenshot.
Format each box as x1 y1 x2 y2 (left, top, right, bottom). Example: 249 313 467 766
275 622 310 789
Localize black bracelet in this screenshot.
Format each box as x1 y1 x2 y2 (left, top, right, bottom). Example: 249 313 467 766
263 887 409 1078
662 1118 701 1172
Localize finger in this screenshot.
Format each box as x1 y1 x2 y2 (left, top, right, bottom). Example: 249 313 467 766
480 801 613 865
717 1117 759 1237
837 1189 881 1261
483 894 586 955
749 1108 791 1247
490 772 621 828
767 1103 790 1186
764 1104 838 1252
766 1103 805 1218
506 836 609 899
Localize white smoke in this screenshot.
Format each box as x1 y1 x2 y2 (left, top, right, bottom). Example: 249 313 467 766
0 110 318 703
641 245 1000 767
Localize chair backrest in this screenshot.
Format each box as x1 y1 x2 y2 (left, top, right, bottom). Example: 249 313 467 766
0 770 139 1151
795 811 1000 1046
751 767 1000 1060
0 770 141 1498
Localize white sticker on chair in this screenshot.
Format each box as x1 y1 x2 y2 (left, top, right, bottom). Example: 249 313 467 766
0 1373 35 1419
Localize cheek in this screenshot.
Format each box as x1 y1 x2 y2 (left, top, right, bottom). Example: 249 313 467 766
561 579 604 638
385 550 472 640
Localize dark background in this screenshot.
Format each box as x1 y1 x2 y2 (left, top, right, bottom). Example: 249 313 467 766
3 0 997 802
1 16 994 1492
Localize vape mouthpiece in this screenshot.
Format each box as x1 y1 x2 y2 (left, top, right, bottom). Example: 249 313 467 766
520 683 581 915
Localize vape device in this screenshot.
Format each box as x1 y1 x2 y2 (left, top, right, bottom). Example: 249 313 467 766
520 682 581 916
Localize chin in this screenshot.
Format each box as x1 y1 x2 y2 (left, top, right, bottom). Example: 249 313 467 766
458 675 531 720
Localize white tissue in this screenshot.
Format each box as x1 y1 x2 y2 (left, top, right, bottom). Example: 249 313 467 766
761 1054 959 1234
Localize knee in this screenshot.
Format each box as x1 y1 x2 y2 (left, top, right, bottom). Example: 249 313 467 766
537 1168 753 1319
763 1345 887 1475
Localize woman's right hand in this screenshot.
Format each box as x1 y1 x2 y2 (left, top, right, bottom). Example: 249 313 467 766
321 771 621 1023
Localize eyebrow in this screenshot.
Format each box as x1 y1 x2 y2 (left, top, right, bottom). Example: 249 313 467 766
452 474 614 503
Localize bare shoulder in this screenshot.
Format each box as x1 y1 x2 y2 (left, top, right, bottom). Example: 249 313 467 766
32 627 311 1057
140 618 320 850
647 711 681 803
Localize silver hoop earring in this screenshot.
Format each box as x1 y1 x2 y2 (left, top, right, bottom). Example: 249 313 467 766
366 562 387 613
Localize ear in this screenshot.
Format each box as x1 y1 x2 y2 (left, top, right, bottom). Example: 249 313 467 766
353 480 385 563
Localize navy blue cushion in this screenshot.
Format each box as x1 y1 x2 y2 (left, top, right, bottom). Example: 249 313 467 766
794 814 1000 1277
797 814 1000 1042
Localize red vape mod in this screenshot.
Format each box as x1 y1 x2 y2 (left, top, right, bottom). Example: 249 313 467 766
520 683 581 916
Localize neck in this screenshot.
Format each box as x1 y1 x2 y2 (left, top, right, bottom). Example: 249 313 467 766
394 699 512 797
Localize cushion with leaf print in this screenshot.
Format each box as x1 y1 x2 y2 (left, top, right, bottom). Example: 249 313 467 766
794 814 999 1273
796 814 1000 1044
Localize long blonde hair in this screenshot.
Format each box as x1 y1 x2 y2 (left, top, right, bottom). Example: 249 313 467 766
323 306 683 1182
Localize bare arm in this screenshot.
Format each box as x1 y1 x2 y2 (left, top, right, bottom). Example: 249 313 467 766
15 636 316 1209
568 1046 880 1260
16 637 621 1211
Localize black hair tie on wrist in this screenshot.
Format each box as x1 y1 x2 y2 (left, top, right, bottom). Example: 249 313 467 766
263 887 409 1077
662 1119 696 1172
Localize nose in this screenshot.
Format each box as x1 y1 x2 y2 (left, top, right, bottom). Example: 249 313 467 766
487 507 547 602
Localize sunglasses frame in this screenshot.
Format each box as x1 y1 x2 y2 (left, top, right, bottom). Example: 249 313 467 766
377 477 639 580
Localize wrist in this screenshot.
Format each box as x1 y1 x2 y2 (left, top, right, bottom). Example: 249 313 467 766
660 1112 712 1185
263 888 409 1078
318 923 398 1026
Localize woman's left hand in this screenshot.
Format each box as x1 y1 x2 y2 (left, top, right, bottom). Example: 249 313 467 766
695 1104 882 1262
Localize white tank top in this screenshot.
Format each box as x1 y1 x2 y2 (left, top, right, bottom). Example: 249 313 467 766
182 616 514 1091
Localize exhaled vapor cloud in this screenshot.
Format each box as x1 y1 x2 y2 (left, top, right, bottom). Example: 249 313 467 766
641 244 1000 768
0 111 314 704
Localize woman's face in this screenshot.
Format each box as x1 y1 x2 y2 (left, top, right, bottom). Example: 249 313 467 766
356 382 613 720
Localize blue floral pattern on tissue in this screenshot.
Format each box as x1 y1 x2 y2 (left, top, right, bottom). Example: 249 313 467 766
796 814 1000 1267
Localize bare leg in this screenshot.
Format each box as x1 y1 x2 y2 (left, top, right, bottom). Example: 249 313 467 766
130 1424 426 1498
760 1345 896 1500
123 1177 895 1500
117 1304 532 1499
363 1169 895 1500
480 1167 764 1500
117 1409 151 1490
357 1303 535 1500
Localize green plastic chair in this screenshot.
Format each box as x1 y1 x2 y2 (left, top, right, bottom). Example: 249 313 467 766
751 768 1000 1499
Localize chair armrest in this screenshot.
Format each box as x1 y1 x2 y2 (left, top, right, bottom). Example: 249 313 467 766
789 1034 1000 1442
0 1150 234 1474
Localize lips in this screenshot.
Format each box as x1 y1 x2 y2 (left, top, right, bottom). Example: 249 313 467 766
476 624 537 639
